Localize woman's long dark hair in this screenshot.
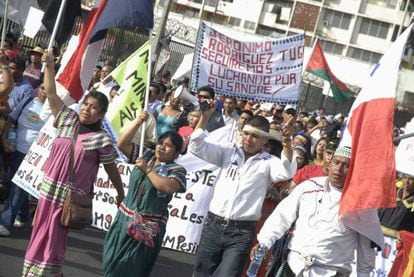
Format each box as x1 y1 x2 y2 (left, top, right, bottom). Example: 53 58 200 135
157 131 183 154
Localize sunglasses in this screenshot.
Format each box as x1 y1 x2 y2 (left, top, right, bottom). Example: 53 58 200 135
197 95 212 100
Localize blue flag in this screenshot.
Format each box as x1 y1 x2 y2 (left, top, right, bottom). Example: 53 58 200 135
90 0 154 42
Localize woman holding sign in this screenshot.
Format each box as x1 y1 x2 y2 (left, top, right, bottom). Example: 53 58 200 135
22 51 125 277
103 111 187 277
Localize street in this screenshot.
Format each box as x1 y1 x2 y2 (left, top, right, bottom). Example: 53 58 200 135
0 222 195 277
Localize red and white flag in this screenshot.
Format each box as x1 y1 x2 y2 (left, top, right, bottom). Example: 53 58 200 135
339 24 413 248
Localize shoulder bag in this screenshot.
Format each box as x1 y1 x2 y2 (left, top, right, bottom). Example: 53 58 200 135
61 125 93 229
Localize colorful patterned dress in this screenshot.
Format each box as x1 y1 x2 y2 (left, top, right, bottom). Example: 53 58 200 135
22 106 117 277
103 144 186 277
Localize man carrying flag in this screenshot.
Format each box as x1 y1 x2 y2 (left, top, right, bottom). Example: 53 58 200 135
253 146 379 276
338 24 414 250
306 40 353 104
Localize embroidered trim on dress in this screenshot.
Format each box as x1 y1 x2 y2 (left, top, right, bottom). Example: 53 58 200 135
23 259 63 277
119 203 167 224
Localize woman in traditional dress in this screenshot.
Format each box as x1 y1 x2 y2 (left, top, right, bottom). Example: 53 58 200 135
22 50 125 277
103 111 186 277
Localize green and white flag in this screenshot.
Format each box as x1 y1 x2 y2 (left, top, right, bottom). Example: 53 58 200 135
106 41 150 135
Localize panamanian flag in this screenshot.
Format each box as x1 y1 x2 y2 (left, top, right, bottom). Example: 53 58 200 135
339 24 414 249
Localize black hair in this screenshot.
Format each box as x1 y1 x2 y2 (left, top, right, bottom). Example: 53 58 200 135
162 70 171 78
150 82 161 94
265 139 283 158
325 138 339 152
96 65 102 70
299 111 308 117
84 91 109 115
307 117 318 127
313 136 329 158
158 82 167 93
197 85 215 98
157 131 183 154
10 58 26 72
241 109 253 117
246 116 270 133
295 120 304 130
284 108 297 116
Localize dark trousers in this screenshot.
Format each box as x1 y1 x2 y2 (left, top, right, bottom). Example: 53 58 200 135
0 151 29 230
193 213 255 277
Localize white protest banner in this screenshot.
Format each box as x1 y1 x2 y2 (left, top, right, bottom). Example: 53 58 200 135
162 153 220 254
12 116 55 197
91 163 132 230
23 7 44 38
191 21 304 104
350 235 397 276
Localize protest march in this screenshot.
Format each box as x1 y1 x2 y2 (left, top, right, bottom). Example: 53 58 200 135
0 0 414 277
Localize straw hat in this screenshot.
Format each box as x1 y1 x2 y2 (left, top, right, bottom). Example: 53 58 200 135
28 46 44 56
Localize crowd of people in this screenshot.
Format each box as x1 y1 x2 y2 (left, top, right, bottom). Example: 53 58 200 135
0 39 412 277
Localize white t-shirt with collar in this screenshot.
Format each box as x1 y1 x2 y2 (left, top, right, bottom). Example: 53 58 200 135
189 128 296 221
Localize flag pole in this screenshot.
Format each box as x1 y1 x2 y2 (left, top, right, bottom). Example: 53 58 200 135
1 0 9 48
139 29 153 157
42 0 69 71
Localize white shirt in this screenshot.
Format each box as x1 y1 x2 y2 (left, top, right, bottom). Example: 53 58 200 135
222 111 239 127
95 80 117 101
189 128 296 221
257 177 376 276
132 112 158 145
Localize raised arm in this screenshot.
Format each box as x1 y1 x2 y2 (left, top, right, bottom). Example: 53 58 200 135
188 100 225 166
117 111 148 157
281 116 294 163
42 50 64 118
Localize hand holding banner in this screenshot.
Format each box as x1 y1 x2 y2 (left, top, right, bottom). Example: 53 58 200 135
191 22 304 103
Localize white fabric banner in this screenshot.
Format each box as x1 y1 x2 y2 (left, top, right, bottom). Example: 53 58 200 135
191 21 304 104
162 153 220 254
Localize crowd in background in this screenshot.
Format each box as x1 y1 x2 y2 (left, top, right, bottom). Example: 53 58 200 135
0 30 412 277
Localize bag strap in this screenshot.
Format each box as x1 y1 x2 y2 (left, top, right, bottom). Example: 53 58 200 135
14 97 33 129
67 123 80 188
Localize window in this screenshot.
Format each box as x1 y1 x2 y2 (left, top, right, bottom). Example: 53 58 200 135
244 20 256 30
367 0 398 9
359 18 390 39
321 40 344 55
347 47 382 63
228 17 241 27
322 9 352 30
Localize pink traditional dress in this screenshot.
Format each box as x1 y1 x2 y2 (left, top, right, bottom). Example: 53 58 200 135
22 106 117 277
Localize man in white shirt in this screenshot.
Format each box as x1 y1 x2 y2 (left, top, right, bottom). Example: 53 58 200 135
94 64 117 101
253 146 379 277
189 101 296 277
222 97 239 127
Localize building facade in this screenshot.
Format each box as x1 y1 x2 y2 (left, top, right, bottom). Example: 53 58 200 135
164 0 414 113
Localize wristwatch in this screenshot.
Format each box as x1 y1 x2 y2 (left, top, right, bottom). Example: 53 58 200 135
1 64 9 70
